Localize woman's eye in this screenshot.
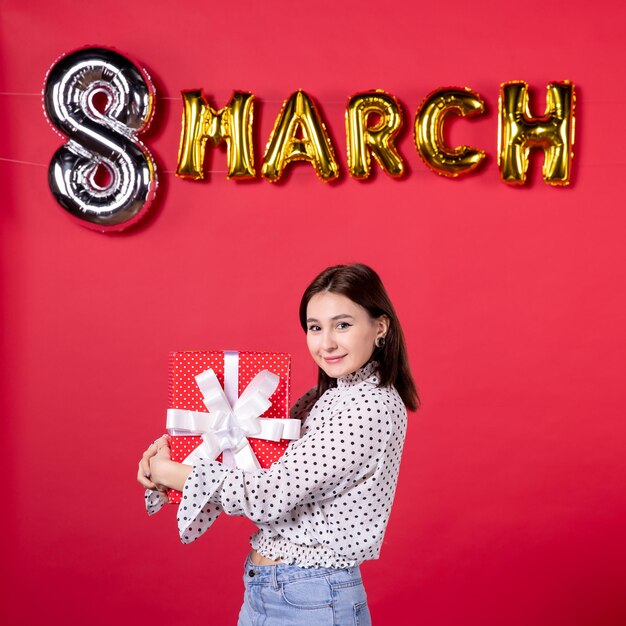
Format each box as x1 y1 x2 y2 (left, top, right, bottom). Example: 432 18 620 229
337 322 351 330
308 325 321 332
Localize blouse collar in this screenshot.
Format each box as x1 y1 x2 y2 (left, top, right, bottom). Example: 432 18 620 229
337 360 380 388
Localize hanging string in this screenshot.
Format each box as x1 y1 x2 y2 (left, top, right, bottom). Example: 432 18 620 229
0 157 48 168
0 92 347 104
0 91 619 106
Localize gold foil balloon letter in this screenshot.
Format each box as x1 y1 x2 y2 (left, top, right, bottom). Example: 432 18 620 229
498 81 575 185
262 90 339 182
345 91 405 179
414 87 486 177
177 91 255 180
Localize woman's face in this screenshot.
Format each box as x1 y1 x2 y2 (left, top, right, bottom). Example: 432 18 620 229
305 291 389 379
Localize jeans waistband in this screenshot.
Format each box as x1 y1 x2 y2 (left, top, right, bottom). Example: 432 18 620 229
244 551 362 586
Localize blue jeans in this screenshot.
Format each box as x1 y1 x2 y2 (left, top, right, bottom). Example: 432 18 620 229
237 551 372 626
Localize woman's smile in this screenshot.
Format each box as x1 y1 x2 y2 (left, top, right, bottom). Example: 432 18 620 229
323 354 347 363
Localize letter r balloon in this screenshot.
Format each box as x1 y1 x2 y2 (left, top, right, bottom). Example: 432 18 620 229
345 91 405 179
44 47 158 231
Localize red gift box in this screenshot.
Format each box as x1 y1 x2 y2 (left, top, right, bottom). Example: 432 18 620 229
166 350 292 504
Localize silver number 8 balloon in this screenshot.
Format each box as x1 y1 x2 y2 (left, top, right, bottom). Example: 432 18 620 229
43 47 158 231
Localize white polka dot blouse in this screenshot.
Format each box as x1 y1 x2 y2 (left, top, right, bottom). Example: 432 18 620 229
146 360 408 568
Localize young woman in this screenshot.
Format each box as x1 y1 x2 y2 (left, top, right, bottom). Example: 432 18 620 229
138 263 419 625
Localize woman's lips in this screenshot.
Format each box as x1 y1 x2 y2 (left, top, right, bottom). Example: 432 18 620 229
323 355 346 363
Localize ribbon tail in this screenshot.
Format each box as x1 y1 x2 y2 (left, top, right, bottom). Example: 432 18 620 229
180 432 222 466
232 439 262 472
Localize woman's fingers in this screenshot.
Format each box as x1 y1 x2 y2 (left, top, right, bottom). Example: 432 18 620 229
137 461 169 493
137 462 158 489
153 434 170 449
139 446 156 477
137 435 171 489
155 442 171 460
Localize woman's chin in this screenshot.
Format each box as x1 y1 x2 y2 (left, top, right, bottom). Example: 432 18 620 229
319 357 352 379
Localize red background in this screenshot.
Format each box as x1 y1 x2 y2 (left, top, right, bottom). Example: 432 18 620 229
1 1 625 624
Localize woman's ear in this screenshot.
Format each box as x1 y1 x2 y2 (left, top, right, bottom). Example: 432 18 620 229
377 315 390 337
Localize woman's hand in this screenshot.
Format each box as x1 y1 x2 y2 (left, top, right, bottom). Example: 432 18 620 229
137 435 170 492
149 441 173 488
138 434 193 492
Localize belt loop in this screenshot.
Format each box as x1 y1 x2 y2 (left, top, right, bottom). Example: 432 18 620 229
271 564 279 590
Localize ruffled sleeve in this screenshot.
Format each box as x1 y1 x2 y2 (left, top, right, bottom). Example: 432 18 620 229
145 489 167 515
177 460 236 543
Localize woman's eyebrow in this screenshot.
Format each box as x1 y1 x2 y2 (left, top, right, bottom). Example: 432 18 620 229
306 314 355 322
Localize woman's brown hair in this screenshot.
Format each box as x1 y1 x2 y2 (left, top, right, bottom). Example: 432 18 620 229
299 263 420 411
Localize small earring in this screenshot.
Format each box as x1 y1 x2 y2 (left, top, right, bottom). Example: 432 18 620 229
375 335 386 348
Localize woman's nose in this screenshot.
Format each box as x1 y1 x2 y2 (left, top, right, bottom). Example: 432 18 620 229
321 329 338 351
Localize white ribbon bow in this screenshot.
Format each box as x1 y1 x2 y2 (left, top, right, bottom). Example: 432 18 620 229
166 367 300 472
